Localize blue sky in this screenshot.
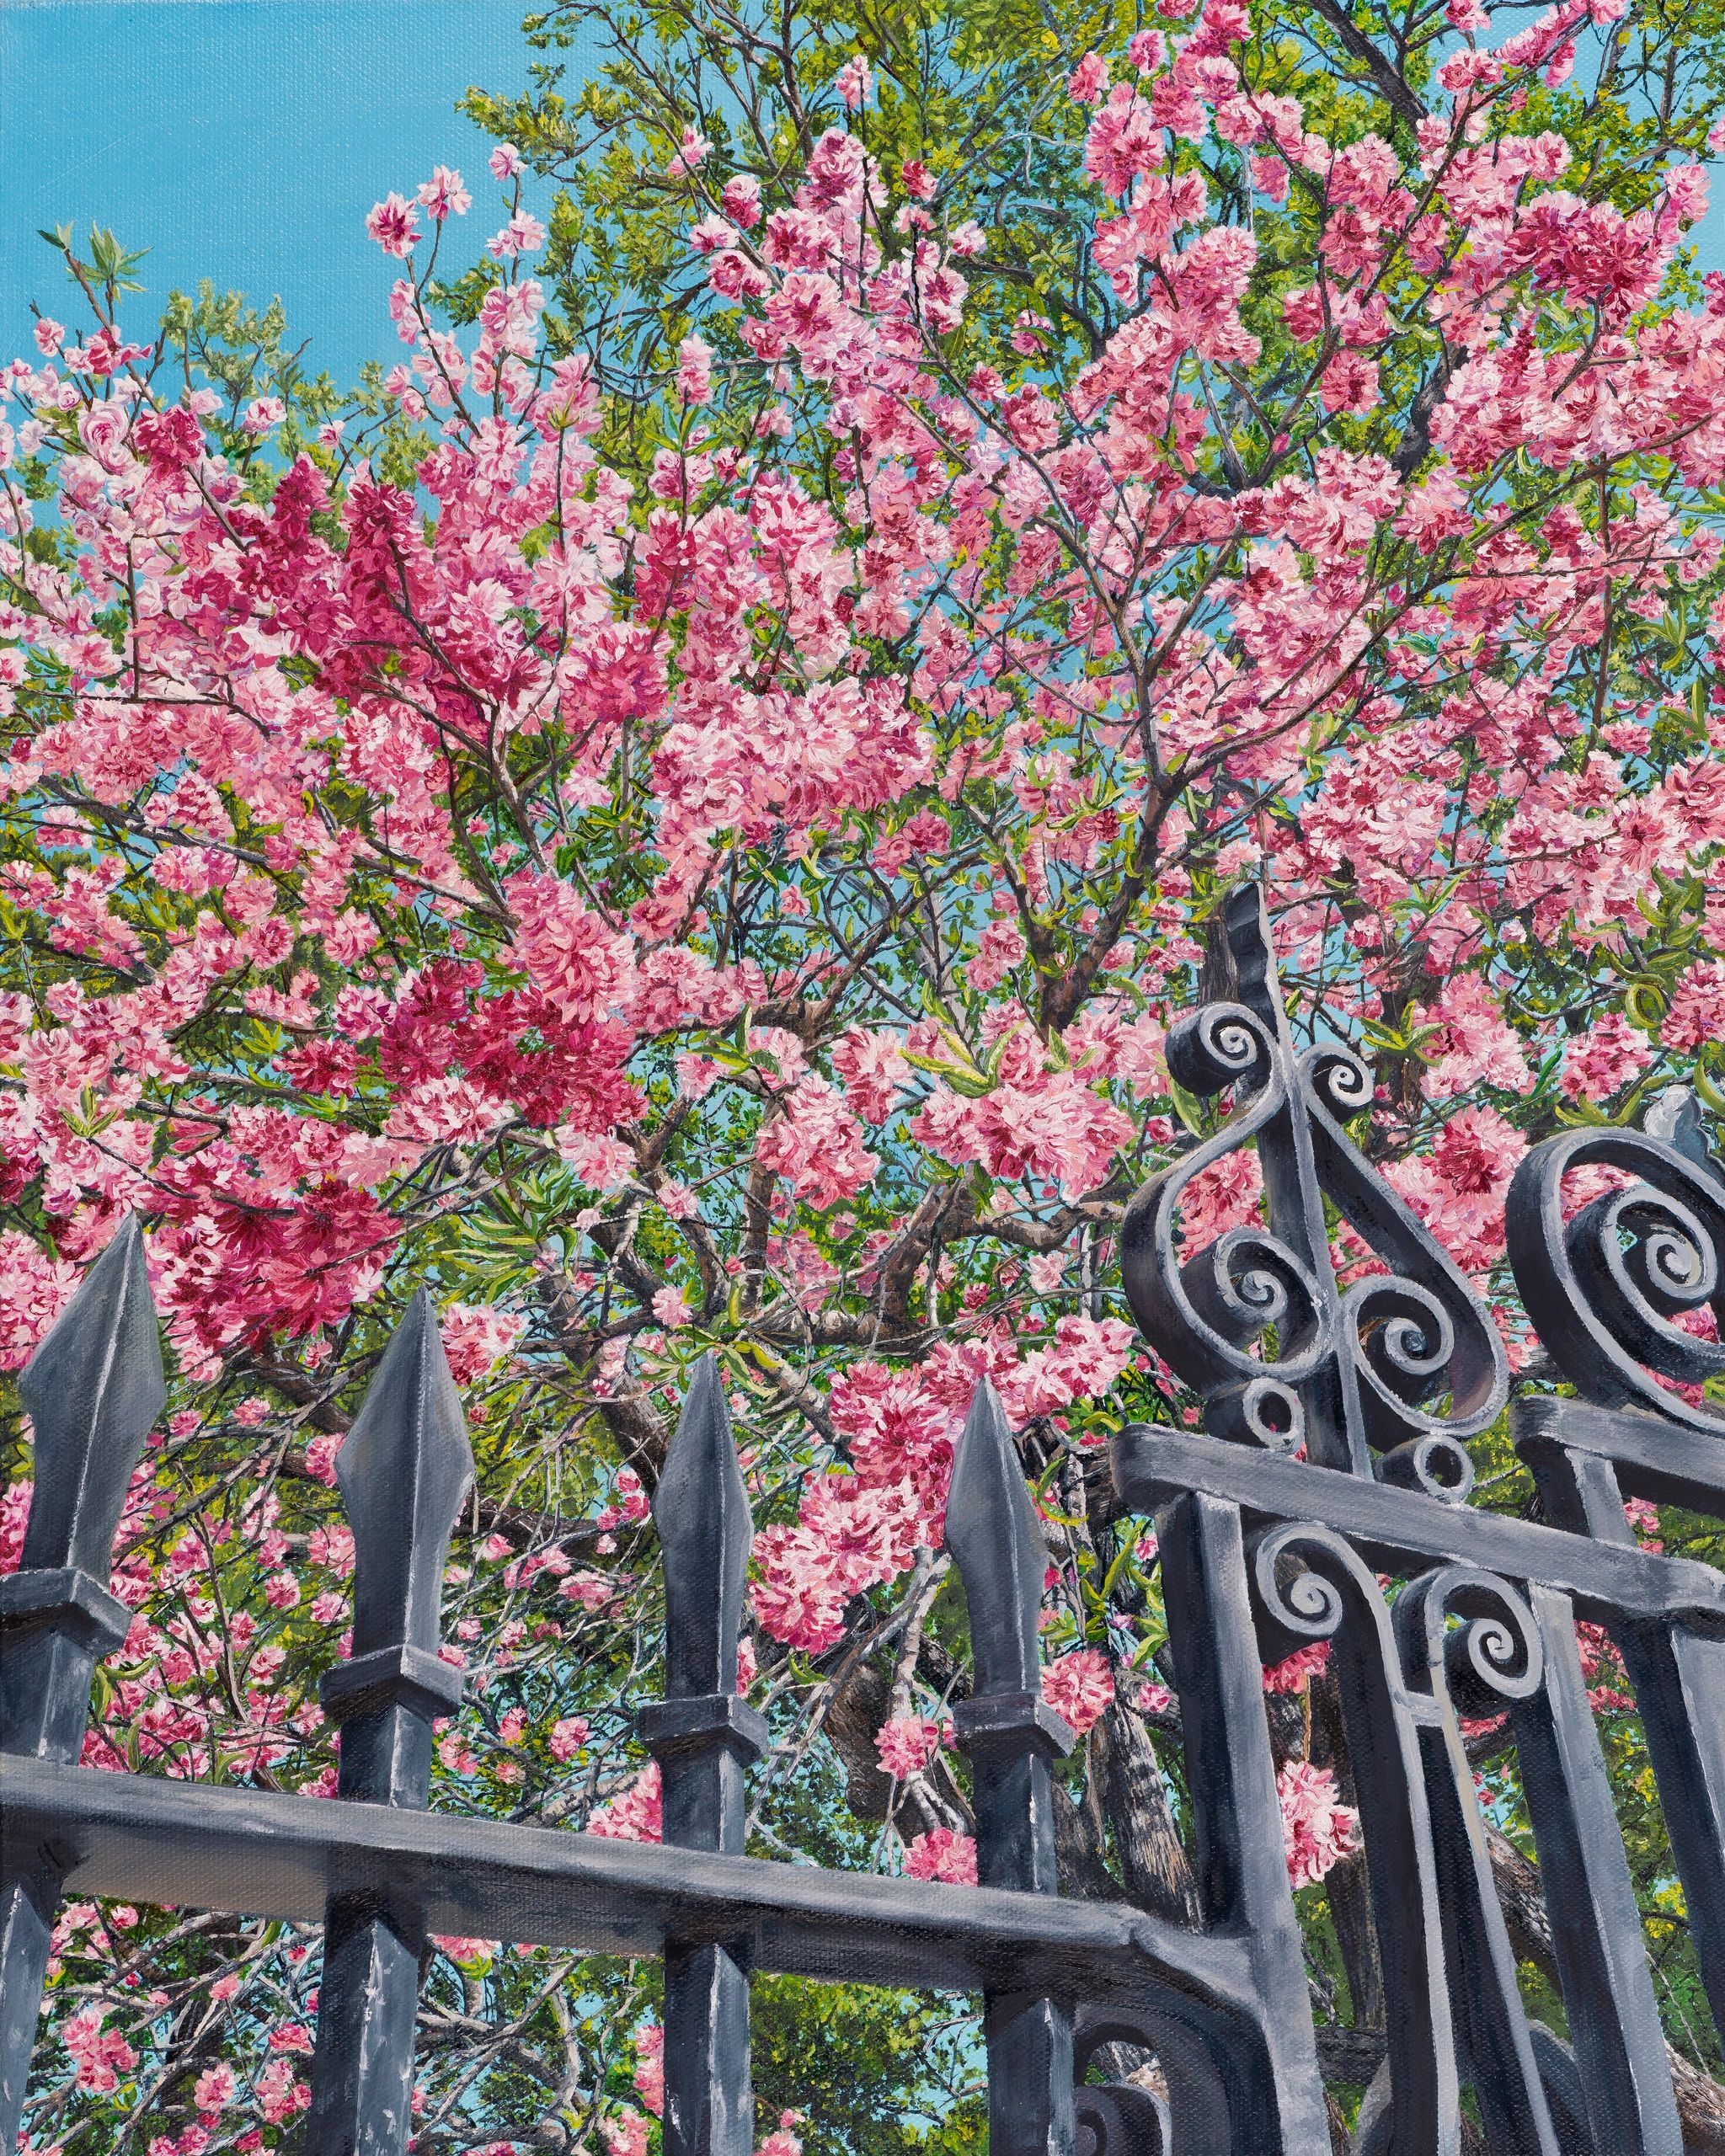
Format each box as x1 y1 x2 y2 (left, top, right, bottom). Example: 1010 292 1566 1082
0 0 564 388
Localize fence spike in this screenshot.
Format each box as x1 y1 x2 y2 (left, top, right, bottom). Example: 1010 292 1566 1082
306 1292 474 2156
640 1356 768 2156
947 1380 1076 2156
2 1218 163 2153
945 1379 1048 1702
17 1214 164 1580
655 1352 753 1700
335 1286 474 1664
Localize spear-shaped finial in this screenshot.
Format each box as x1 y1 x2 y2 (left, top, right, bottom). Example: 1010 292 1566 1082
334 1289 473 1663
654 1353 752 1700
17 1215 164 1581
945 1379 1050 1702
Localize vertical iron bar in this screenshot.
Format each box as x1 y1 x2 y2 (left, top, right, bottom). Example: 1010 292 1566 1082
0 1219 163 2152
1391 1571 1560 2156
1513 1584 1682 2155
638 1356 768 2156
946 1381 1076 2156
1156 1491 1330 2156
1612 1616 1725 2039
304 1290 473 2156
1525 1432 1725 2055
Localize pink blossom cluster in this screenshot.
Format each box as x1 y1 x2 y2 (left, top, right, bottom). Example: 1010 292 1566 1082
1276 1760 1361 1889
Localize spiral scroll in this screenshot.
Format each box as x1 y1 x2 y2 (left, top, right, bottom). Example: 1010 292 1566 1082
1507 1114 1725 1433
1122 885 1507 1483
1392 1565 1544 1717
1123 998 1326 1454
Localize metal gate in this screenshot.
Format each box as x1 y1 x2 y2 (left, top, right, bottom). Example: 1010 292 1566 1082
3 887 1722 2154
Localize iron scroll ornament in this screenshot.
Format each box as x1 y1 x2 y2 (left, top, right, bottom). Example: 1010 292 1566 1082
1121 885 1508 1486
1506 1094 1725 1430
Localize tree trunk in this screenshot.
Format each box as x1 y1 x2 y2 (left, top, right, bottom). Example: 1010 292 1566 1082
1095 1700 1202 1927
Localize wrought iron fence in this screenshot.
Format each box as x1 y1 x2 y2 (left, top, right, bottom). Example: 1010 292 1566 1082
2 884 1722 2155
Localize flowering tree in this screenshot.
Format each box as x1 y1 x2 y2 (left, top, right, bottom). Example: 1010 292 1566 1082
3 0 1725 2143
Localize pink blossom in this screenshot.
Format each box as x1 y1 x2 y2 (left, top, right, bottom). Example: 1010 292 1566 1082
677 334 713 403
440 1301 525 1384
1664 961 1725 1051
366 192 421 257
488 212 547 259
721 173 763 228
905 1828 978 1884
836 55 872 110
304 1433 343 1487
1277 1760 1359 1888
1041 1648 1114 1734
605 2116 650 2156
1560 1011 1653 1104
1069 51 1111 104
875 1714 938 1777
652 1283 694 1328
590 1762 664 1842
194 2063 236 2115
667 127 713 177
549 1715 590 1763
1261 1641 1330 1694
633 2022 665 2116
1425 974 1533 1097
418 166 473 220
0 1233 77 1373
490 142 523 179
62 2006 138 2094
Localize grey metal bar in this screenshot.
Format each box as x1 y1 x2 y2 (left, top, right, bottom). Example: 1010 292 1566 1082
1114 1427 1725 1627
948 1380 1076 2156
1513 1586 1683 2154
303 1291 475 2156
0 1754 1263 2013
0 1219 163 2153
642 1357 768 2156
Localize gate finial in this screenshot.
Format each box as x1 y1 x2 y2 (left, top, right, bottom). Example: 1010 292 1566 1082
17 1214 163 1582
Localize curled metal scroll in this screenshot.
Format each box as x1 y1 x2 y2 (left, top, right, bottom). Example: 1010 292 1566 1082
1125 998 1327 1460
1393 1564 1545 1718
1508 1100 1725 1433
1074 2080 1168 2156
1123 885 1507 1485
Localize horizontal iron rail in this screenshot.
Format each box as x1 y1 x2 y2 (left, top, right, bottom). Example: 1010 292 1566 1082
1514 1396 1725 1521
0 1756 1258 2013
1114 1428 1725 1630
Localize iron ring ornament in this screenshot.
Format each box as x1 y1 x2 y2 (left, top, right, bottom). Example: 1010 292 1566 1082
1122 885 1508 1490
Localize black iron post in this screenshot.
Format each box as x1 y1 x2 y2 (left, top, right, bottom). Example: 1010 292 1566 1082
946 1380 1076 2156
0 1219 163 2152
639 1356 769 2156
303 1290 473 2156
